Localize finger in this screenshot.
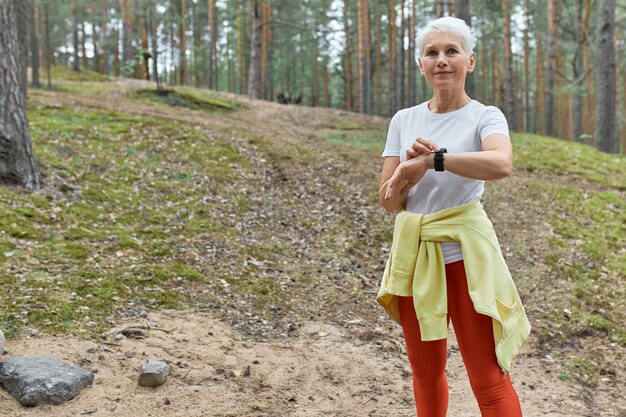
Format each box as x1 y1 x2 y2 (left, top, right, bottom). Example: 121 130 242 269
406 148 419 159
412 141 433 155
416 137 440 152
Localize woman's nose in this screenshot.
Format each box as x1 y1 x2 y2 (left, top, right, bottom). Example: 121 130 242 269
436 53 448 66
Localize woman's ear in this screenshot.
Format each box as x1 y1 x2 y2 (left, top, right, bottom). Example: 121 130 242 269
418 58 424 75
468 52 476 73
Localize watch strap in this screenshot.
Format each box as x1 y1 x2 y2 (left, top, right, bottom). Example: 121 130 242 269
434 148 447 171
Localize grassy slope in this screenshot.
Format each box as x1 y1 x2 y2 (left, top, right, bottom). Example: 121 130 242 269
0 73 624 390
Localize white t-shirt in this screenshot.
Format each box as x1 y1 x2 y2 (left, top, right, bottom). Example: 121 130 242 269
382 100 510 264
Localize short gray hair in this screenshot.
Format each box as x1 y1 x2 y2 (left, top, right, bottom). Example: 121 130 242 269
416 16 475 55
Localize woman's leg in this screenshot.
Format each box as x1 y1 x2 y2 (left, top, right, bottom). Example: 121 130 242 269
398 296 449 417
445 260 523 417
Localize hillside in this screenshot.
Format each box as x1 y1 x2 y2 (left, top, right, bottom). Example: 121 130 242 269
0 74 624 416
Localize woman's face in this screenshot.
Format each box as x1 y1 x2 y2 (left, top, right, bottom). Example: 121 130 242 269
418 32 475 92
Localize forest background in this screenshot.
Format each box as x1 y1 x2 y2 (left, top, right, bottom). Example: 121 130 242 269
24 0 626 155
1 0 625 415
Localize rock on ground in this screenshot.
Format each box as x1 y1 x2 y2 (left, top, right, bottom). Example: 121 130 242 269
138 359 169 387
0 356 94 406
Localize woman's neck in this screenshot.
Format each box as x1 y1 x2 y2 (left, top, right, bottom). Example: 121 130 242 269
428 90 472 113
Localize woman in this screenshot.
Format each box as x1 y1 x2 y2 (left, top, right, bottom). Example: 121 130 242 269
376 17 531 417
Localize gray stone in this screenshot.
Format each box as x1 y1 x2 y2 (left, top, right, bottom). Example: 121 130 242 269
0 356 94 406
138 359 169 387
0 330 5 354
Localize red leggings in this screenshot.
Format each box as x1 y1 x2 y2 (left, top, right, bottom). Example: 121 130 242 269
398 260 523 417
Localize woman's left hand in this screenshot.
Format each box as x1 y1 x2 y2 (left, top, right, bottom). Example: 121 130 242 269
384 157 428 200
406 137 440 160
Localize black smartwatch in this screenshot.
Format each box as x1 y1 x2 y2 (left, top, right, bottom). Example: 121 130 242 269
434 148 447 172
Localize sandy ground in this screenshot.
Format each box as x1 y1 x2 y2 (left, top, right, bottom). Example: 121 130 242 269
1 309 620 417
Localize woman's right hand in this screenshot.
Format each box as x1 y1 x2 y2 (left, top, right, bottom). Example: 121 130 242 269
384 156 429 200
406 137 440 160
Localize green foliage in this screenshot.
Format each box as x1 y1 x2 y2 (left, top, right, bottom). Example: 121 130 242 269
512 133 626 189
132 88 238 112
50 65 110 82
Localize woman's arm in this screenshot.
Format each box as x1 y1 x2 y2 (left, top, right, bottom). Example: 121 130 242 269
441 134 513 180
379 156 429 212
383 134 513 204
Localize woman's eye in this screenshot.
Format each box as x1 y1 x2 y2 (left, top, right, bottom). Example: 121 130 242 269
427 50 437 56
448 49 458 54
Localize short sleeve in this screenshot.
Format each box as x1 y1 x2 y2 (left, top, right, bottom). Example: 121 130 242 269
478 106 510 141
382 112 402 157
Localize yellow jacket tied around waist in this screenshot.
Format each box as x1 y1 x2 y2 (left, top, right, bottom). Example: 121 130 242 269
376 199 531 371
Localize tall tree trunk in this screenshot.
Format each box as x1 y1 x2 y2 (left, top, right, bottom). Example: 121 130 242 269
358 0 370 114
141 11 150 81
582 0 594 135
81 19 87 70
323 58 330 107
454 0 473 97
503 0 516 130
595 0 618 153
119 0 133 75
191 1 201 87
93 21 100 72
399 0 405 108
407 0 415 106
101 8 108 75
572 0 584 141
536 32 545 134
481 42 488 103
260 1 270 100
190 1 196 86
148 0 161 92
312 50 319 107
30 0 41 88
546 0 556 136
247 0 261 99
388 0 397 115
262 1 273 101
343 0 353 111
0 0 40 189
114 24 121 77
436 1 444 17
179 0 187 85
374 0 383 115
207 0 217 89
523 0 530 132
71 1 80 71
43 2 51 88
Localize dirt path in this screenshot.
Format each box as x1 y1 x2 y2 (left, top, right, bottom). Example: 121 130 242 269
1 309 608 417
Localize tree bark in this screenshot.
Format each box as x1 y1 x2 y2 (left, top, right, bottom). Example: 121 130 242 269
502 0 515 130
71 1 80 71
388 0 397 115
343 0 353 111
407 0 415 106
523 0 530 132
357 0 370 114
374 0 383 115
595 0 618 153
43 2 51 88
207 0 217 89
0 0 40 189
546 0 556 136
30 0 40 88
399 0 405 108
572 0 584 141
148 0 161 92
247 0 261 99
536 31 545 134
179 0 187 84
454 0 473 97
